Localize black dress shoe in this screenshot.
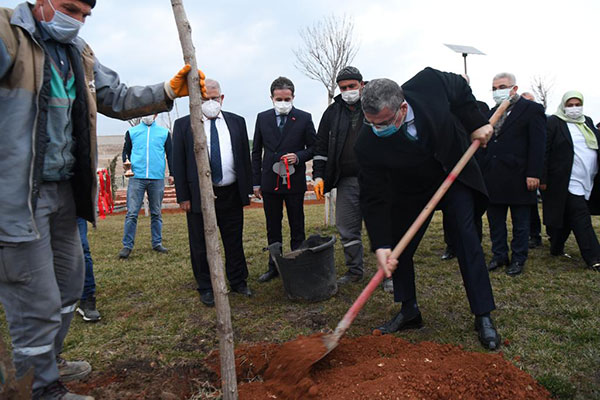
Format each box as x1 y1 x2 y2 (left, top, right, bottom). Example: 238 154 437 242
487 258 509 271
588 262 600 272
337 272 363 285
528 236 542 249
505 261 524 276
474 315 501 350
550 249 572 259
200 291 215 307
231 283 253 296
257 269 278 283
441 247 456 260
375 311 423 334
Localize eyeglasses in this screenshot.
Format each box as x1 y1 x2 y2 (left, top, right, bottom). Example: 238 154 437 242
364 109 400 130
491 85 514 91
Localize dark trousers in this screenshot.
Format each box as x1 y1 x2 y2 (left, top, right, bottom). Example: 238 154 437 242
548 193 600 266
186 184 248 293
530 203 542 239
76 217 96 300
392 182 495 316
443 208 482 250
262 191 306 270
487 204 530 264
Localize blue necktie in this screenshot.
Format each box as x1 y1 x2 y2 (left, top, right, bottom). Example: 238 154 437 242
278 115 287 133
210 119 222 184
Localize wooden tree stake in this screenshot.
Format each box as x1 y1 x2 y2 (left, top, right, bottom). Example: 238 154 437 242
169 1 238 398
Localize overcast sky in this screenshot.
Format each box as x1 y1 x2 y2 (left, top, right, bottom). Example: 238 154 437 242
7 0 600 135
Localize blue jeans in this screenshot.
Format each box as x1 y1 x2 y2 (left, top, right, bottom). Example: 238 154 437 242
77 217 96 300
122 178 165 249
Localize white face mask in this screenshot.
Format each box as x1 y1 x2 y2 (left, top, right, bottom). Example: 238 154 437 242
141 116 155 126
341 89 360 105
565 106 583 120
40 0 83 44
202 99 222 119
492 88 512 105
273 101 293 115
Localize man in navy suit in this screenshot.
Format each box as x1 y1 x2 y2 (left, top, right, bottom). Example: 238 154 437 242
252 77 317 282
481 73 546 276
172 79 253 307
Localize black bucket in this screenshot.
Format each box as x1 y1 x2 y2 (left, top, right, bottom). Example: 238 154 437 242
268 234 338 302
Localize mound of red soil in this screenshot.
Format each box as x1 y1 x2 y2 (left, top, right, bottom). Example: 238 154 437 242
210 334 551 400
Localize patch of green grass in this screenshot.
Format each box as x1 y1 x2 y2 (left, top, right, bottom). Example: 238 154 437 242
1 204 599 399
538 373 577 400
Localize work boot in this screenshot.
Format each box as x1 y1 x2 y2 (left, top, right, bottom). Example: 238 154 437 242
153 244 168 253
56 357 91 382
257 268 278 283
337 272 363 286
77 297 101 322
37 381 94 400
118 247 131 259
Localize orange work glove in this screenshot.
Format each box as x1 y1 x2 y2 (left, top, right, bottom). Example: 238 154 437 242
314 178 325 200
165 65 207 99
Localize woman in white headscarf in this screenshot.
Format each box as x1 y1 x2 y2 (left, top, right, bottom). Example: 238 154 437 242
541 91 600 271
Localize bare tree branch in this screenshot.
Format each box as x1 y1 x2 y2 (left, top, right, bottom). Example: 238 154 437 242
127 117 142 127
530 75 554 111
294 14 359 104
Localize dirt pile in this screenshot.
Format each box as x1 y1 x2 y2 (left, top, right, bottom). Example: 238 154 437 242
211 334 552 400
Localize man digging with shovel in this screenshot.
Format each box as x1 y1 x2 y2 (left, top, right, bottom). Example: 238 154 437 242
355 70 501 350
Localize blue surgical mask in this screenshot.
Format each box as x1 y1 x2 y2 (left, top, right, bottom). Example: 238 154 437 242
40 0 83 44
371 124 398 138
368 110 402 138
492 88 512 105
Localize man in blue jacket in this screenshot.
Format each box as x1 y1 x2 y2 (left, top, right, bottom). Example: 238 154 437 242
119 115 174 258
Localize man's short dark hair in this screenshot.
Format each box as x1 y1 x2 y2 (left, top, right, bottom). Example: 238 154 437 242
270 77 295 96
361 78 405 115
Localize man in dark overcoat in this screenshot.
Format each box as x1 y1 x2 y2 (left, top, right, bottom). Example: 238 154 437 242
481 73 546 276
355 70 500 350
